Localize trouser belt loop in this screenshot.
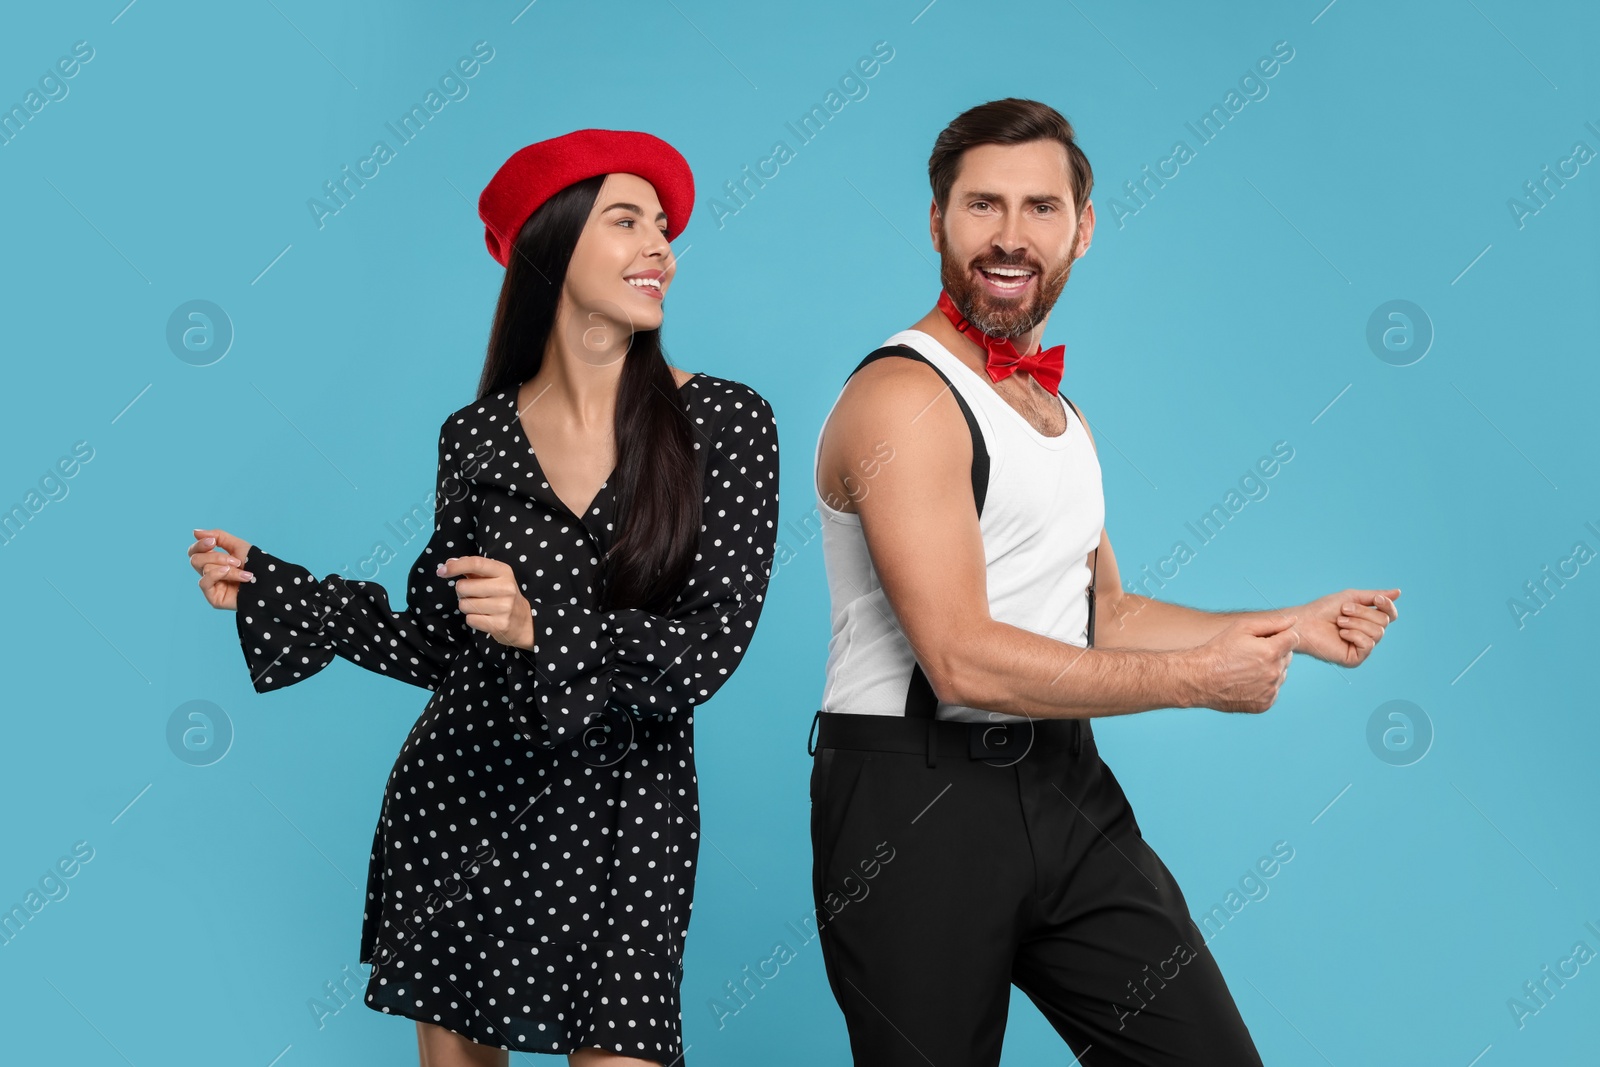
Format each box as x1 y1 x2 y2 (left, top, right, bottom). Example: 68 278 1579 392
926 718 938 768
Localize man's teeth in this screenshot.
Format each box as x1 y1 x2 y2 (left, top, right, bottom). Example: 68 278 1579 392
982 267 1033 287
627 277 662 290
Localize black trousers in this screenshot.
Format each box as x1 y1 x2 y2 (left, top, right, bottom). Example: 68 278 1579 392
808 712 1264 1067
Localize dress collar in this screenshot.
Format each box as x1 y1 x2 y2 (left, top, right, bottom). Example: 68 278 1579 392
460 379 703 545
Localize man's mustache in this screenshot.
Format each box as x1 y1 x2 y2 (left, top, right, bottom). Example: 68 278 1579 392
970 256 1042 272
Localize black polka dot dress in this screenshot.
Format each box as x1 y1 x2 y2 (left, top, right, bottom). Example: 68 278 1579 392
232 374 778 1061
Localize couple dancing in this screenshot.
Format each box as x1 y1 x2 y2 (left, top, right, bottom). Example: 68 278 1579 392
187 98 1398 1066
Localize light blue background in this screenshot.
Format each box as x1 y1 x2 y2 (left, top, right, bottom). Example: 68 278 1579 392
2 1 1596 1064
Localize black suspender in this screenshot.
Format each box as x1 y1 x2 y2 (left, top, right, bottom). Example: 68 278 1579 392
1062 394 1100 655
849 345 990 514
842 345 1099 721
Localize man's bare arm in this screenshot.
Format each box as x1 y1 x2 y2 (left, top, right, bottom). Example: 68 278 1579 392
1087 528 1287 651
818 358 1291 719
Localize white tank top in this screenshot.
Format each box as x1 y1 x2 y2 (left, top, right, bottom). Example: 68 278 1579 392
815 328 1105 723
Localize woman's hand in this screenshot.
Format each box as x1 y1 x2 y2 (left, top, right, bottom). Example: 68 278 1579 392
439 556 536 650
189 527 256 611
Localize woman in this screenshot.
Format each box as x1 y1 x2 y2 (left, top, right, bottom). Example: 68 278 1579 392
187 129 779 1067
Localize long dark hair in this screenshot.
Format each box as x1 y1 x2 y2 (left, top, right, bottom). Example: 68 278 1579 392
476 174 702 614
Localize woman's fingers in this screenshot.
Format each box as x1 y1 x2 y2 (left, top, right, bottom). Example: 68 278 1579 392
198 567 228 609
191 529 256 613
437 555 510 580
189 545 250 579
436 557 535 647
439 556 518 601
187 533 222 562
201 560 256 584
189 540 243 574
198 560 253 610
193 527 253 563
451 575 516 599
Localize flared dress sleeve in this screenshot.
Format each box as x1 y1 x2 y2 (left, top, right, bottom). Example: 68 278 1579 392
233 416 481 693
504 390 779 747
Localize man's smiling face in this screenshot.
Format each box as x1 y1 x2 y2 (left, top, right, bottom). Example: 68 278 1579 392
932 139 1093 339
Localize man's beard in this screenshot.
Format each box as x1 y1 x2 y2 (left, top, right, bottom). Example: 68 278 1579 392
939 234 1075 340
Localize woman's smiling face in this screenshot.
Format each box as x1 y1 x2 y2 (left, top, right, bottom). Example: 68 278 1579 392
561 172 677 350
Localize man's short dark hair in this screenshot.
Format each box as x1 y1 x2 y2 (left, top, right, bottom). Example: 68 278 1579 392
928 98 1094 217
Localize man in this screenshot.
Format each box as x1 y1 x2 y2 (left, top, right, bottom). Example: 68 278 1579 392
808 97 1399 1066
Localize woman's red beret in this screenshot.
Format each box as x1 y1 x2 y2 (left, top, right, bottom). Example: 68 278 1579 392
477 128 695 267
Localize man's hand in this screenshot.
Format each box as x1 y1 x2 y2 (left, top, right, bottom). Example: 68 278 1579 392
439 555 535 650
1291 588 1400 668
1187 614 1300 713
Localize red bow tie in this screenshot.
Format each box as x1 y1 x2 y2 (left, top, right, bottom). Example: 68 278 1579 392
936 289 1065 395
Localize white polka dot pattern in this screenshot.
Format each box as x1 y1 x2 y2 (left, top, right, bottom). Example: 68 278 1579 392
230 374 779 1058
502 391 777 749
